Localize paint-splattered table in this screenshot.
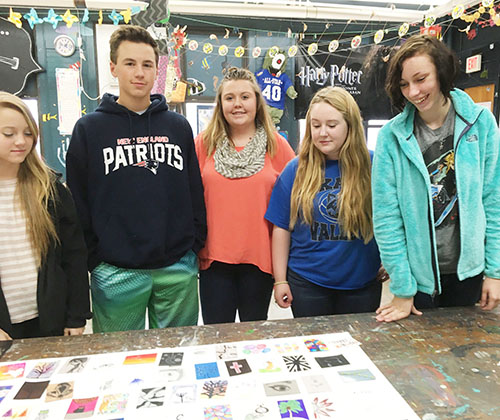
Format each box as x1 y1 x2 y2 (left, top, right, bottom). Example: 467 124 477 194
2 306 499 419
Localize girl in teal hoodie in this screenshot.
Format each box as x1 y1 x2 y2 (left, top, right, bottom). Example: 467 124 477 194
372 35 500 322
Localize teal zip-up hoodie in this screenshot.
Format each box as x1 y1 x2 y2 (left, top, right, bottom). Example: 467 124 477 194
372 89 500 298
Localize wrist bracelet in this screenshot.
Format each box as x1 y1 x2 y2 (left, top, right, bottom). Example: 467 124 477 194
273 281 288 287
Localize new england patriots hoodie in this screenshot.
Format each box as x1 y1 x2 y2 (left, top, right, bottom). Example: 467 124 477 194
66 93 206 271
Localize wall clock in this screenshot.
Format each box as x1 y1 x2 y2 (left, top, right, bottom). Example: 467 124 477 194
54 35 76 57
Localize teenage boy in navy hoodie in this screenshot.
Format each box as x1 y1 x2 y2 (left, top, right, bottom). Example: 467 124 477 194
66 25 206 333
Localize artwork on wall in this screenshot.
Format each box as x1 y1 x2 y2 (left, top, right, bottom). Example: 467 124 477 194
0 17 43 95
197 104 215 135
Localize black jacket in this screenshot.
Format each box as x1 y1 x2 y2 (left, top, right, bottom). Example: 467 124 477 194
0 181 92 337
66 93 207 271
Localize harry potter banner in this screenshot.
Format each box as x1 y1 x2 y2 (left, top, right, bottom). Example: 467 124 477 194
294 44 396 121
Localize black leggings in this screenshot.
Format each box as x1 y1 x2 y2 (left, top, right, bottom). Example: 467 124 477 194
199 261 274 324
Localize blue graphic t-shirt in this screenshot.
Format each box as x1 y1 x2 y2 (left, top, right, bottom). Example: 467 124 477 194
265 157 380 289
255 69 293 110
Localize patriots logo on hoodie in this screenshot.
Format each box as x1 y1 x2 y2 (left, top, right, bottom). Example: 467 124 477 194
133 159 160 175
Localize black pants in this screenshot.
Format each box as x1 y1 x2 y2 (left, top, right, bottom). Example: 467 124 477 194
199 261 274 324
287 268 382 318
414 272 483 309
9 317 42 339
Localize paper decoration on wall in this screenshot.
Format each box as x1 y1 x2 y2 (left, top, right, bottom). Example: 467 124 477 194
81 9 89 24
23 8 43 29
97 10 103 24
268 46 280 57
424 14 437 27
203 43 213 54
351 35 362 49
255 47 297 125
288 45 298 57
235 46 245 57
186 77 206 96
171 25 187 50
224 28 230 39
452 5 465 19
188 40 198 51
120 8 132 24
7 8 22 28
0 17 43 95
398 22 410 37
61 9 78 28
209 33 218 40
218 45 228 56
133 0 169 28
482 0 493 6
44 9 63 29
201 57 210 70
252 47 262 58
108 9 123 25
170 80 187 103
328 40 339 53
374 29 384 44
420 24 442 38
307 43 318 56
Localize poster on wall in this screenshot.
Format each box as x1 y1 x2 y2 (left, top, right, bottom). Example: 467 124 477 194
55 68 82 135
0 17 42 95
294 44 396 121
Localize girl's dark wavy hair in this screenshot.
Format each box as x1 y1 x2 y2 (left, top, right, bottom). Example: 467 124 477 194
385 35 460 111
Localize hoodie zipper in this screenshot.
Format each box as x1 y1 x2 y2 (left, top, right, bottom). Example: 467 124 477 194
429 114 473 299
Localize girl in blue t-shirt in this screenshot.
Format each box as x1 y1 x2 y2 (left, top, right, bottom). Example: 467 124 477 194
265 86 385 317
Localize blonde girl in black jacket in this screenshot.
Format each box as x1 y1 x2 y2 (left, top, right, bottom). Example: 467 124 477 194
0 92 91 340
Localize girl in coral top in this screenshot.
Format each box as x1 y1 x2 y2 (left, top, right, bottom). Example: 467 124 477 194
195 67 295 324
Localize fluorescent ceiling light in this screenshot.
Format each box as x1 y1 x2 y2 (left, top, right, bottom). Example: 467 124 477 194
167 0 430 22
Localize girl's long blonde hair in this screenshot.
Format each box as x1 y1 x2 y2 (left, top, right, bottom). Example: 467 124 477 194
289 86 373 243
202 67 277 156
0 92 58 265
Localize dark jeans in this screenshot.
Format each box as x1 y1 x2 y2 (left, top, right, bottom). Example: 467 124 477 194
287 268 382 318
9 317 42 339
199 261 274 324
414 272 483 309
